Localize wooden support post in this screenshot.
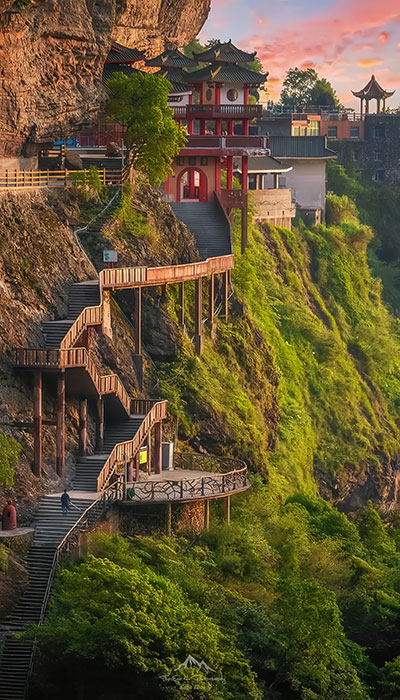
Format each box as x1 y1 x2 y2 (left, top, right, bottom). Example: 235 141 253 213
33 370 42 477
127 458 134 483
227 155 233 190
222 270 229 321
56 371 66 476
178 282 185 326
204 500 210 530
146 433 152 475
153 421 162 475
95 398 104 452
165 502 172 536
79 399 88 456
224 494 231 523
134 287 142 355
194 277 203 356
209 273 216 340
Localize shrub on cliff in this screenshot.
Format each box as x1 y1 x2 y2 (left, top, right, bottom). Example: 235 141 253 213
107 72 187 186
0 434 21 486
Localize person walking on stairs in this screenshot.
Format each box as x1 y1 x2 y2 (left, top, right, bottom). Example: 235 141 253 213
61 490 71 514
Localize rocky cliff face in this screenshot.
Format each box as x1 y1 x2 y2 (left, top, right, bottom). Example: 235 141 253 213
0 0 210 157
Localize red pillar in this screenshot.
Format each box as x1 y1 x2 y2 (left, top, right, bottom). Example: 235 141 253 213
200 120 206 135
56 371 65 477
33 370 42 477
188 120 193 135
228 120 234 136
189 170 196 198
227 156 233 190
241 155 248 193
244 86 249 105
215 158 221 194
243 119 249 136
215 85 221 105
215 120 221 136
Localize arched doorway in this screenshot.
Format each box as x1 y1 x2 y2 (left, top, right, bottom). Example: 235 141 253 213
177 167 208 202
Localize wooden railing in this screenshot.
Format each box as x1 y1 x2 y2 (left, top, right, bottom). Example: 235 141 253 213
173 104 262 119
183 135 269 150
127 466 249 502
59 304 102 350
96 400 168 491
0 167 126 190
99 255 234 291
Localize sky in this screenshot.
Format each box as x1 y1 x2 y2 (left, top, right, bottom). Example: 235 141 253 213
200 0 400 109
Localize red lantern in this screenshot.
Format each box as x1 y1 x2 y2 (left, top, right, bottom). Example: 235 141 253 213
2 500 17 531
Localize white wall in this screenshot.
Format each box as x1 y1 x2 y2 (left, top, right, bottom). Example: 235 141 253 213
201 82 245 105
267 159 327 211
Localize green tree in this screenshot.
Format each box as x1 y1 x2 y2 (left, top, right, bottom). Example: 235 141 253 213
280 67 319 106
311 78 340 107
0 434 21 486
107 72 187 185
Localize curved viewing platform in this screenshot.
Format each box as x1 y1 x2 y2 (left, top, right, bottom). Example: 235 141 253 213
123 453 250 504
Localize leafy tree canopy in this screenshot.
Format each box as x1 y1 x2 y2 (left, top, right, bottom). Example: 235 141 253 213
107 72 187 186
280 67 340 107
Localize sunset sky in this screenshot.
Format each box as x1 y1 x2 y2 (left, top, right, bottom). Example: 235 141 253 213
200 0 400 108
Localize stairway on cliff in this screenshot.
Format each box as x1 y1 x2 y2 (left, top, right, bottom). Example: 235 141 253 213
42 280 100 348
0 495 93 700
171 202 232 259
72 416 144 491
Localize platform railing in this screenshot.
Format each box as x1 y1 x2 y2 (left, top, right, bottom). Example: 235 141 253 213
0 167 126 190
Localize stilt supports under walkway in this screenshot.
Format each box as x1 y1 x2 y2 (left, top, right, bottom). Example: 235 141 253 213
209 273 216 340
204 500 210 530
56 371 65 476
194 277 203 356
134 287 142 355
224 495 231 523
153 421 162 475
178 282 185 326
222 270 229 321
33 370 42 477
95 398 104 452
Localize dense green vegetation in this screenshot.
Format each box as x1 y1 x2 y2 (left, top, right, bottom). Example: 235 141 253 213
29 493 400 699
154 195 400 497
0 433 21 486
327 162 400 312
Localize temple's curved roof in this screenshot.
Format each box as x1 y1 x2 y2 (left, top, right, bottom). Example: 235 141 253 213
146 49 197 68
352 75 395 100
106 41 145 64
193 40 256 64
186 63 268 85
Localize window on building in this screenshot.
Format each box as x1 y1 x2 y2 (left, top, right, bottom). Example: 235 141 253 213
328 126 338 137
374 126 386 138
200 156 208 166
188 156 196 165
227 88 239 102
350 126 359 138
176 157 185 166
292 126 300 136
205 88 213 101
373 170 385 182
353 150 359 161
373 151 383 161
248 174 257 190
308 120 320 136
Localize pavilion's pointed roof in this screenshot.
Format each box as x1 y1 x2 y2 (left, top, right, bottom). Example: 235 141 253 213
352 75 395 100
106 41 145 65
192 40 256 64
146 48 197 68
186 63 267 85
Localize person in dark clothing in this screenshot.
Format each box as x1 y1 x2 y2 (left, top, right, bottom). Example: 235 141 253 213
61 490 71 514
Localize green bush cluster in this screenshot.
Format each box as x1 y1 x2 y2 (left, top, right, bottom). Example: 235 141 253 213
0 433 21 486
29 494 400 699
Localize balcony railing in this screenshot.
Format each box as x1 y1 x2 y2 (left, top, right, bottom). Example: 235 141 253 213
182 135 269 150
173 104 262 119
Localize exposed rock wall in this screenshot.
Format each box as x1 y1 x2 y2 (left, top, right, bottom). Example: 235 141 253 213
0 0 210 156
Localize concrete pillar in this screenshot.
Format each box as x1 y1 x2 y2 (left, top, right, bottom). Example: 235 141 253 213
134 287 142 355
178 282 185 325
273 173 280 189
95 398 104 452
56 371 66 476
79 398 88 456
153 421 162 475
209 274 216 340
224 494 231 523
204 500 210 530
33 370 42 477
194 277 203 356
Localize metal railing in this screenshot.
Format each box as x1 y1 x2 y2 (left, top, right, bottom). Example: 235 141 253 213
96 401 168 491
127 465 249 503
